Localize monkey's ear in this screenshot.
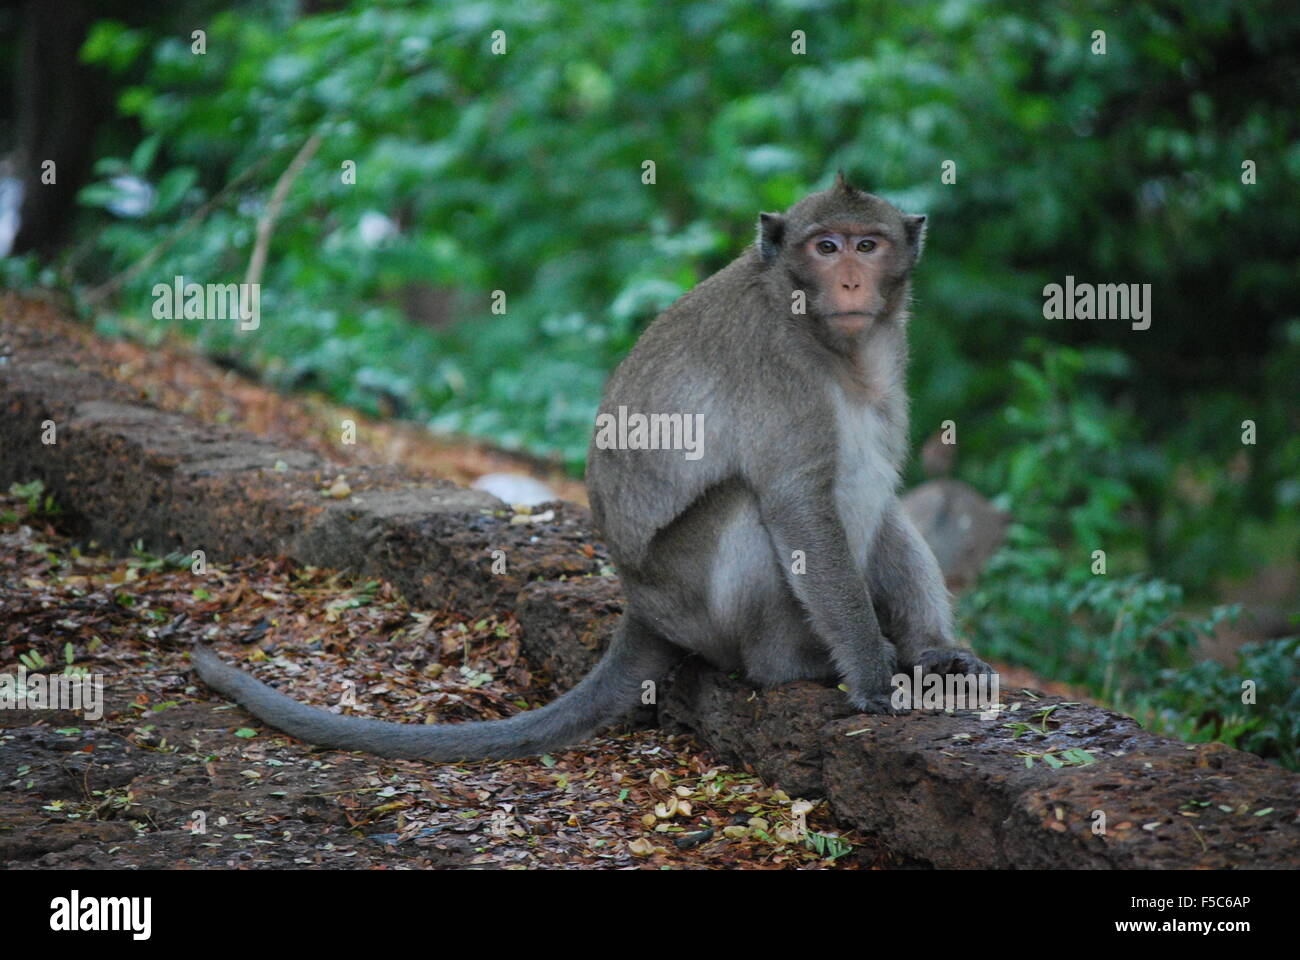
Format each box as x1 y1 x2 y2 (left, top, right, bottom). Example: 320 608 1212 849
758 212 785 264
904 214 927 259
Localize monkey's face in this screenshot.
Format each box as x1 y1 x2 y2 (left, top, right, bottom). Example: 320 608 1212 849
800 225 897 335
758 178 927 345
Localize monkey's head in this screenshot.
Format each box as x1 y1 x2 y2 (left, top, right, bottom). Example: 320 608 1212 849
757 173 926 344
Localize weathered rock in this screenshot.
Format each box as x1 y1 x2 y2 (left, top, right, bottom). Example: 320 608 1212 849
661 663 856 798
0 362 607 615
665 669 1300 869
902 478 1008 590
1001 739 1300 869
821 699 1173 868
515 577 622 688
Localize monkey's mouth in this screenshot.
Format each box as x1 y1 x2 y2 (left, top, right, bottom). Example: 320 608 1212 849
827 312 872 335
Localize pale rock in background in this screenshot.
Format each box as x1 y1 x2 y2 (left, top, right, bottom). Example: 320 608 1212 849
472 472 558 508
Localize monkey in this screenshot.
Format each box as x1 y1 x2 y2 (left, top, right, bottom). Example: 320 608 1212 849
192 173 993 760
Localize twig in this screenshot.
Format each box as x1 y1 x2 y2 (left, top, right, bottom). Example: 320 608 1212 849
1183 817 1208 853
244 131 323 289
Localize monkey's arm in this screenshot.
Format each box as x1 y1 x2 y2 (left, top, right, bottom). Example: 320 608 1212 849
757 481 898 712
869 501 993 677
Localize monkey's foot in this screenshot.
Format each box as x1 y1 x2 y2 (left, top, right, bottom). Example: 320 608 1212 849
908 647 995 677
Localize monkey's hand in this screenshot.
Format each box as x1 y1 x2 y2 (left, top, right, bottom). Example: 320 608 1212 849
849 691 907 715
846 641 906 715
909 647 995 678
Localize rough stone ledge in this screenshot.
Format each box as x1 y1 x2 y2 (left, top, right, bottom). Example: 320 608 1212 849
2 347 1296 869
1 361 606 612
660 663 1299 868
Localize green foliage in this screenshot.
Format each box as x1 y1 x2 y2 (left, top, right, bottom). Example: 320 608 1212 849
1137 636 1300 766
961 344 1298 767
965 343 1145 556
66 0 1300 488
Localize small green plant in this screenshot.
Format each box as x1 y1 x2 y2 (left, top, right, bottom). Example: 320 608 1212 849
129 540 192 571
8 480 61 520
1017 748 1097 769
804 832 853 860
61 642 89 677
18 649 49 671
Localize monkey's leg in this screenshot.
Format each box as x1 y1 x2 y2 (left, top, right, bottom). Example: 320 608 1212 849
760 488 901 713
868 500 993 678
740 589 839 687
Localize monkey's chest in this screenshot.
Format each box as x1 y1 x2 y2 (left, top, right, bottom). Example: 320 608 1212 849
831 396 899 570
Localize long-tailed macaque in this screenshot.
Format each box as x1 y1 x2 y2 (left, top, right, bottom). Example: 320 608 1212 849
193 174 993 760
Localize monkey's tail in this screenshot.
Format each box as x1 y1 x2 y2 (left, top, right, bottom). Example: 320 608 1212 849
190 620 680 761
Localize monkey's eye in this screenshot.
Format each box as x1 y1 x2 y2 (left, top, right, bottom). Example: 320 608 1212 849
857 238 878 253
815 239 839 255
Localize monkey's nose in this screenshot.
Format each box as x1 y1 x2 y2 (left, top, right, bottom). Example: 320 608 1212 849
842 282 860 290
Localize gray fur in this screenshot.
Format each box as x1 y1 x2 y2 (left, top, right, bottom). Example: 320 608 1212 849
191 619 679 760
192 176 988 759
587 177 982 714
